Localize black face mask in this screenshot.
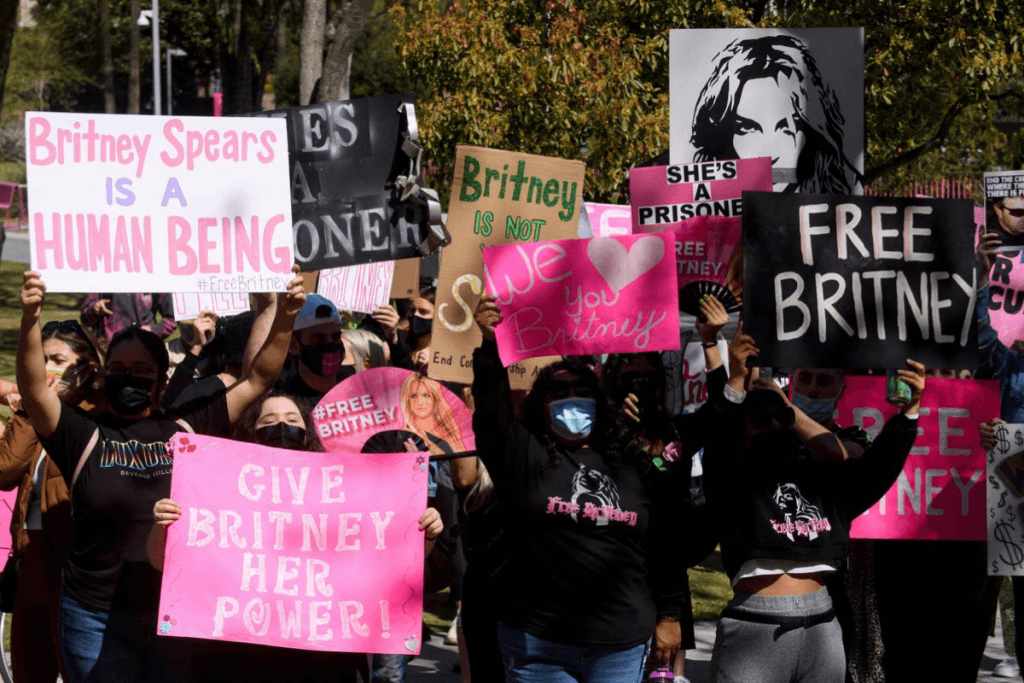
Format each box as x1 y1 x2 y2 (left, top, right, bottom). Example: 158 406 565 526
410 316 432 338
299 342 346 377
103 374 155 416
254 423 307 451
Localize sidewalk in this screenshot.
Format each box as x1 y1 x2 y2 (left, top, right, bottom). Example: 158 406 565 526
408 617 1018 682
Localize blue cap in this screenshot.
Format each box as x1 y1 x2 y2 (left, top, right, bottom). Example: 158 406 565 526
293 293 341 331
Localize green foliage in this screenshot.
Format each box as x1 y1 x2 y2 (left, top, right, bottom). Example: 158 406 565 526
3 25 91 116
397 0 1024 204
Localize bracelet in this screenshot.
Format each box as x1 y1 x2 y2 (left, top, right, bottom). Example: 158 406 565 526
701 341 717 348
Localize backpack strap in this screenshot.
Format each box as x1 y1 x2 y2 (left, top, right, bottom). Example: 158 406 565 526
70 428 100 492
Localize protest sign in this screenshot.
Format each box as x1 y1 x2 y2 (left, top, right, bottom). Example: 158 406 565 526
25 112 292 293
630 158 771 316
317 262 395 315
828 377 998 540
431 146 585 388
157 433 428 654
172 292 251 321
984 171 1024 252
743 192 978 370
248 95 443 271
988 423 1024 575
481 234 680 365
669 28 864 194
584 203 632 238
390 259 420 299
313 367 475 455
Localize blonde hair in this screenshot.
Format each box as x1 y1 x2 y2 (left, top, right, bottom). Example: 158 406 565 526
400 374 465 454
342 329 387 370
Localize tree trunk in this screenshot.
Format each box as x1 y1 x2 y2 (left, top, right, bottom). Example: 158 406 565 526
99 0 116 113
128 0 140 113
232 0 254 113
317 0 374 104
0 0 18 115
299 0 325 105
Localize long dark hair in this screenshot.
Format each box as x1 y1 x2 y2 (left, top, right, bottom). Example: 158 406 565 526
107 326 170 378
234 391 322 452
521 358 627 467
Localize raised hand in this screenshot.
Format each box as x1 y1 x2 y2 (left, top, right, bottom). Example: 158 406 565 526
281 265 306 317
474 295 503 342
371 305 401 343
697 295 729 344
727 321 759 391
898 359 926 416
153 498 182 527
978 231 1002 285
20 271 46 323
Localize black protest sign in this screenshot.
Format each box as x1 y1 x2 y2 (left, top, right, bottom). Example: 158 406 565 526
248 94 439 271
742 192 978 370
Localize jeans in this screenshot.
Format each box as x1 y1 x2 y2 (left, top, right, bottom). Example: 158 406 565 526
497 622 650 683
371 653 410 683
58 591 109 683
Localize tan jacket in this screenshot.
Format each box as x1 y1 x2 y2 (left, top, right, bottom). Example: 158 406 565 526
0 414 73 562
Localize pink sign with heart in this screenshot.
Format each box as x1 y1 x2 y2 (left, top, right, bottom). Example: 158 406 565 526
481 233 681 365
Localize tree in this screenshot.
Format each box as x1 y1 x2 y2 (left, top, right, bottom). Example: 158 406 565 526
0 0 18 115
396 0 1024 204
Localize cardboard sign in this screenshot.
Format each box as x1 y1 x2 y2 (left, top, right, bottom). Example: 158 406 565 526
831 377 998 540
157 433 428 654
743 192 978 370
431 146 585 388
988 423 1024 574
481 234 680 365
390 259 420 299
669 28 864 194
172 292 251 321
584 203 632 238
317 262 395 315
629 158 773 233
313 367 475 455
248 95 436 271
25 112 293 293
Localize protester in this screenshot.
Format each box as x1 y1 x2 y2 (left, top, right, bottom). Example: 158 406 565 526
405 287 435 369
695 314 922 683
16 268 305 682
275 293 351 402
80 292 177 341
0 319 104 683
471 294 684 682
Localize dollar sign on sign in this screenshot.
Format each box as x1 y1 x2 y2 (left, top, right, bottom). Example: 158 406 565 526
1000 491 1009 509
997 427 1012 455
995 521 1024 570
1016 429 1023 447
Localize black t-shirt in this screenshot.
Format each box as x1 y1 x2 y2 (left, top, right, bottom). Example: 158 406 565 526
41 398 228 611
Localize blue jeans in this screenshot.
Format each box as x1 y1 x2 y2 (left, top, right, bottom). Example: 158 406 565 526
497 622 650 683
58 591 109 683
371 653 410 682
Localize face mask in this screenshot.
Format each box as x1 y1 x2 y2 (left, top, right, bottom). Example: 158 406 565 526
791 390 841 425
103 374 155 416
47 364 87 399
300 342 346 377
410 316 432 338
548 398 597 441
254 423 307 450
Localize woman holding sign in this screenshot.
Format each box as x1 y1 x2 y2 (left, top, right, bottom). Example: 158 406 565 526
471 295 685 682
16 268 306 683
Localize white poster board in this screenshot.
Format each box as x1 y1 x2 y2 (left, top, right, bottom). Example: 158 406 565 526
25 112 293 292
988 423 1024 575
317 261 395 314
172 292 251 321
669 28 864 194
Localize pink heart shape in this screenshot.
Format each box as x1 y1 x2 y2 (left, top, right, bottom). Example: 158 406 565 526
586 236 665 293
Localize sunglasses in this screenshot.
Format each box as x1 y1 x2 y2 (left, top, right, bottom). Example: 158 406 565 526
749 407 796 430
548 379 595 400
42 319 88 337
1002 206 1024 218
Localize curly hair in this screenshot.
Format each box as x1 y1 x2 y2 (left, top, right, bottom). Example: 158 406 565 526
690 35 860 194
233 391 322 452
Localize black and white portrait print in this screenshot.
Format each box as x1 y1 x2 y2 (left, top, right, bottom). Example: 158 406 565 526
670 28 864 195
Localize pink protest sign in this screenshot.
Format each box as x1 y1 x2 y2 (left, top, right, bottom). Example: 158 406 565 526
481 233 680 365
831 376 999 540
584 203 632 238
157 433 428 655
628 157 772 234
313 367 475 456
25 112 292 293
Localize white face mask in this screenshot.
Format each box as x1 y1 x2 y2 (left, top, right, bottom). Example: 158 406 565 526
548 398 597 440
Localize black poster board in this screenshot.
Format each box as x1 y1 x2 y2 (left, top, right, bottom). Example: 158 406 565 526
742 191 978 370
249 94 438 271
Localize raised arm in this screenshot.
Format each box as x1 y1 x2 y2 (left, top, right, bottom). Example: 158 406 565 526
17 272 61 440
224 269 305 424
697 295 729 373
243 293 277 376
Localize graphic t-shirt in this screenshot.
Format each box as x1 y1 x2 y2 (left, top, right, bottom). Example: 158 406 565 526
41 399 228 611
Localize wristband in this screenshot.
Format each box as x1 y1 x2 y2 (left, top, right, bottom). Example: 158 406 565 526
701 341 717 348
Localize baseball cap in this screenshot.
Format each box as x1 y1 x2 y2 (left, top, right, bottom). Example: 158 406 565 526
293 293 342 331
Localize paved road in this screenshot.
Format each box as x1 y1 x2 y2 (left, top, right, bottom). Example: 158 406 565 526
3 228 28 265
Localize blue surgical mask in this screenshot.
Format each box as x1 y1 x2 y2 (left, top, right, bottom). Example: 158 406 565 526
791 390 841 425
548 398 597 440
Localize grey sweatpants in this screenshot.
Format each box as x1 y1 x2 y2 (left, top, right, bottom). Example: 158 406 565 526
709 587 845 683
